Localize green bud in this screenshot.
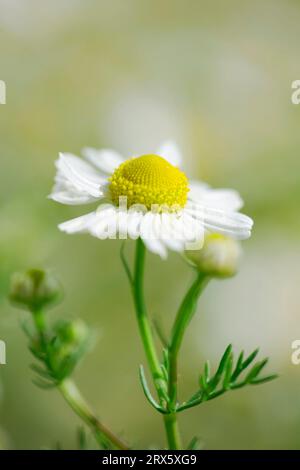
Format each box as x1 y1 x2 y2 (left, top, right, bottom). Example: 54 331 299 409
55 319 90 345
9 269 62 312
185 233 241 278
53 319 91 377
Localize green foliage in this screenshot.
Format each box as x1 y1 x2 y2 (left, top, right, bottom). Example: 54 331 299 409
10 268 129 451
139 365 168 414
139 343 277 418
10 257 278 450
187 436 203 450
177 345 278 412
12 270 93 388
77 427 88 450
25 316 92 387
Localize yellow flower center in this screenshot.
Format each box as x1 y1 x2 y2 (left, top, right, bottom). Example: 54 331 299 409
109 154 189 210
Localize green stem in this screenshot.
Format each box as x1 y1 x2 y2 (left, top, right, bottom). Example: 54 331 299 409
32 309 47 341
133 239 162 383
131 239 182 450
59 379 129 450
163 413 182 450
32 309 49 359
168 273 209 408
32 309 129 450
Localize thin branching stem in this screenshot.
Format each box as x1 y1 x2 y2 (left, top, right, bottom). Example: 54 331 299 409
59 379 129 450
168 273 209 409
32 309 129 450
131 239 182 450
132 239 163 382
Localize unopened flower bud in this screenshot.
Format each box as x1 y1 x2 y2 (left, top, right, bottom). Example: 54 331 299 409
53 319 91 376
185 233 241 278
55 319 89 345
9 269 62 312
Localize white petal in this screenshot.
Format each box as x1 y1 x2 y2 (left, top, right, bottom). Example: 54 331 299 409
186 202 253 240
57 153 105 198
49 174 107 205
159 213 185 252
156 141 182 168
183 212 205 244
189 181 244 211
140 212 168 259
127 210 144 240
89 205 118 239
188 180 210 199
82 147 124 174
49 190 97 205
58 212 96 234
170 211 204 250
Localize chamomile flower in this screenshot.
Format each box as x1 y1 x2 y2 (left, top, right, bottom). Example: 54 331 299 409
49 141 253 258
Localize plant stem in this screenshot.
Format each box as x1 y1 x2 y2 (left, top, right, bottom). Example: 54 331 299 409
32 309 47 344
163 413 182 450
59 378 129 450
32 309 129 450
133 239 162 383
33 309 46 335
168 273 209 409
131 239 182 450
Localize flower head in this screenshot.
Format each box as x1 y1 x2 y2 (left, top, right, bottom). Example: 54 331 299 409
49 141 253 258
109 154 188 209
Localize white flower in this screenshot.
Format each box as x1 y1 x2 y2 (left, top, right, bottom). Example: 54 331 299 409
49 141 253 259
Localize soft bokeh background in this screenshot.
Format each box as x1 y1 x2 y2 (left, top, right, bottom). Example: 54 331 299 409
1 0 300 450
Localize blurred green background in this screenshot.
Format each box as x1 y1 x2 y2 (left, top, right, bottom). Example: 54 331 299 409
1 0 300 450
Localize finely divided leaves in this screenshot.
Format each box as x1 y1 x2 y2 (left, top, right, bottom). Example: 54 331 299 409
139 365 167 414
177 345 277 412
